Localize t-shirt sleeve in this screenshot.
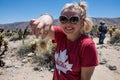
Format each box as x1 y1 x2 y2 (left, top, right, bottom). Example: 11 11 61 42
81 42 99 67
53 26 65 44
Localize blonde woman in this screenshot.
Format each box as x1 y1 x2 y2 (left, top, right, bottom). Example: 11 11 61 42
30 1 98 80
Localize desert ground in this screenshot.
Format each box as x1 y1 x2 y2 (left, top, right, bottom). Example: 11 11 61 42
0 35 120 80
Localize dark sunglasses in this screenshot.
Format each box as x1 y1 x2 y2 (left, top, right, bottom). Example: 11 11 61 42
59 15 80 24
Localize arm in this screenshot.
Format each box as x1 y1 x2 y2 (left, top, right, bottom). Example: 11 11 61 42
81 66 95 80
29 14 55 40
80 41 98 80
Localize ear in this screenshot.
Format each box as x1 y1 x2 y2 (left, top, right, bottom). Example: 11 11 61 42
80 18 84 26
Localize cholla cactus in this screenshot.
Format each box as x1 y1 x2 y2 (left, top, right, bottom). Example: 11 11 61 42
110 29 120 44
30 40 37 53
38 38 48 51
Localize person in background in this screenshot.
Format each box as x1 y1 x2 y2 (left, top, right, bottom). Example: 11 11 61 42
98 20 107 44
30 1 98 80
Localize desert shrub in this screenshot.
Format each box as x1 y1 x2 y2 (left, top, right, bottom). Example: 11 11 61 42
110 29 120 44
9 34 20 41
91 25 100 38
17 37 36 57
33 51 54 69
33 39 55 69
17 37 56 69
17 44 32 57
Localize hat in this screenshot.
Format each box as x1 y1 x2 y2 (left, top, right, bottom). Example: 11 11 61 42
100 20 105 24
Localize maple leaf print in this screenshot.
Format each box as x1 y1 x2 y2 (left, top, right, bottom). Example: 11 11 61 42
55 49 73 74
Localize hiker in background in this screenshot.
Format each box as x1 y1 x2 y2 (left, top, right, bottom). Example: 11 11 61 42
30 1 98 80
98 20 108 44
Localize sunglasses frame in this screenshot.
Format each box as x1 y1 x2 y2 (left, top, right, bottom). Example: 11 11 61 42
59 15 81 24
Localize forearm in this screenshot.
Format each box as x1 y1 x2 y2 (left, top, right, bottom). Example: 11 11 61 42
46 25 55 40
81 67 95 80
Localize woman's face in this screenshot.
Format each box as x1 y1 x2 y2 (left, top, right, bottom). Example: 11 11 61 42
59 9 83 40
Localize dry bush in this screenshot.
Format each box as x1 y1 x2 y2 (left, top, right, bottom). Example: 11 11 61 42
17 37 36 57
110 29 120 44
17 37 56 69
33 51 54 69
33 39 55 69
17 43 32 57
9 34 20 41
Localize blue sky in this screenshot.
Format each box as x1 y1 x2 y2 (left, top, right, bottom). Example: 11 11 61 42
0 0 120 24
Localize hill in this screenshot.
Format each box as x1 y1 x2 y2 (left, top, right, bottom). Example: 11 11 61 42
92 17 120 26
0 17 120 30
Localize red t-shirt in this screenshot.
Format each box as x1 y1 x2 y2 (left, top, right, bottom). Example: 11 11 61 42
53 26 99 80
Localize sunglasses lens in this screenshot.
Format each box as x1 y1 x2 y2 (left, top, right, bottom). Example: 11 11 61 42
70 16 79 24
59 16 68 24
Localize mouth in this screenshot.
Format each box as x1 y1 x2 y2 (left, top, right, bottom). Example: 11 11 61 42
64 27 74 34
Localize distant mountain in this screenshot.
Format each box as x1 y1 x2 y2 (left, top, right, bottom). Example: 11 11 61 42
0 17 120 30
91 17 120 26
0 22 29 31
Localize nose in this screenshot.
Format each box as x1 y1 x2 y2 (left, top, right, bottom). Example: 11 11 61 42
66 22 72 26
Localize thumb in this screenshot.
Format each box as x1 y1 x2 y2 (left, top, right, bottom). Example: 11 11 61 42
42 25 51 39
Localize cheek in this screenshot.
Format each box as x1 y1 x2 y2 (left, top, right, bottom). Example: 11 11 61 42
77 22 83 29
75 23 81 29
60 24 64 31
60 24 65 29
75 24 83 31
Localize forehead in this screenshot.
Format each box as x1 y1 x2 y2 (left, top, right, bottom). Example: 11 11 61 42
61 9 81 16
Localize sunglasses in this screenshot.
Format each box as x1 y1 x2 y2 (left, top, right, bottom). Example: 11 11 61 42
59 15 80 24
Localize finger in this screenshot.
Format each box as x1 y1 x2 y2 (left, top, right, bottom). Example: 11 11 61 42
31 25 36 35
29 19 36 35
42 25 51 39
37 22 44 29
29 19 36 26
35 22 44 38
31 19 42 35
35 28 41 38
44 25 51 31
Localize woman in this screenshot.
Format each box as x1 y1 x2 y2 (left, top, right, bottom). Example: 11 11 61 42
30 1 98 80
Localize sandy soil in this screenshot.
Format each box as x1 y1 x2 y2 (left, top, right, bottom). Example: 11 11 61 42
0 36 120 80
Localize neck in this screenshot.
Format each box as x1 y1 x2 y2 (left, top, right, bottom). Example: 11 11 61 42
67 33 82 41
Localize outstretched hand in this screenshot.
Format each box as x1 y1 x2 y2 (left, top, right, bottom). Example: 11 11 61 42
29 14 53 38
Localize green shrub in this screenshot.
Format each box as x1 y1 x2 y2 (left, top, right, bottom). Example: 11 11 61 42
17 44 32 57
17 37 55 69
110 29 120 44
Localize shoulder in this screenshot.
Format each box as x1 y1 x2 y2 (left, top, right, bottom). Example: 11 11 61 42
80 34 95 46
53 26 61 32
53 26 64 35
53 26 66 42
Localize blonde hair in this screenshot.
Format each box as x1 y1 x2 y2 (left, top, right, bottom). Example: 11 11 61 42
61 1 93 33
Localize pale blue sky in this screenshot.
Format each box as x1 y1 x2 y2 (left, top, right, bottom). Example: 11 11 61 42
0 0 120 24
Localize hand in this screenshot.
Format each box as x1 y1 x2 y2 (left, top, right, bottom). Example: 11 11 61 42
30 14 53 38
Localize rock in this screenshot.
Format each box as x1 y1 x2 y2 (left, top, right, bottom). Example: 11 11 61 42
0 69 4 75
33 67 39 71
27 52 35 57
99 59 107 65
108 65 117 70
50 69 54 72
22 59 28 63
